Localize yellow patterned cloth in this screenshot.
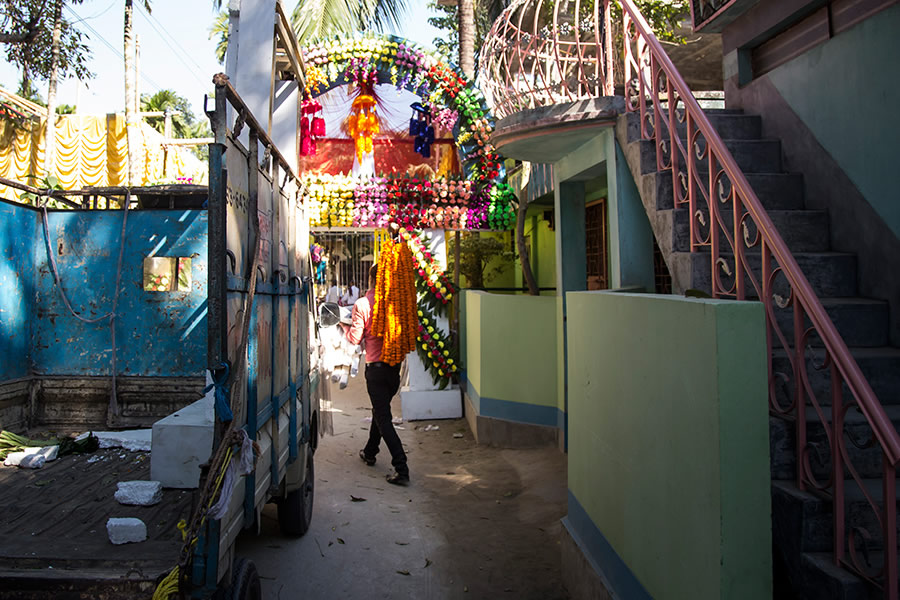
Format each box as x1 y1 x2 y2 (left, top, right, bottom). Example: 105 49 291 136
0 113 207 201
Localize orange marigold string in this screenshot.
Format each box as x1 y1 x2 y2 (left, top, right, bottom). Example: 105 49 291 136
371 238 417 366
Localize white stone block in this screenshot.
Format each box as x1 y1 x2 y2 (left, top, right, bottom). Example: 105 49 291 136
91 430 153 452
115 481 163 506
151 391 214 489
400 387 463 421
106 517 147 545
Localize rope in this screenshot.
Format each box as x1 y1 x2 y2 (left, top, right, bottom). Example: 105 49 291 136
153 428 252 599
40 191 130 423
203 363 234 422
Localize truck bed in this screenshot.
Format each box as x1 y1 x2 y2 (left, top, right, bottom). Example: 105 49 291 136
0 448 193 599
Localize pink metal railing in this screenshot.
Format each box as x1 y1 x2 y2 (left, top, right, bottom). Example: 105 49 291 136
617 0 899 595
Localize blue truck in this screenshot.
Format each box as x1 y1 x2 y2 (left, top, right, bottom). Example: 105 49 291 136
0 76 321 599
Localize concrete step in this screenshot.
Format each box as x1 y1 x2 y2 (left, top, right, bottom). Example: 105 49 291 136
685 250 859 298
638 138 783 175
773 477 898 599
623 109 754 144
772 479 900 554
771 404 900 481
772 297 890 349
666 208 830 254
770 346 900 409
641 171 806 212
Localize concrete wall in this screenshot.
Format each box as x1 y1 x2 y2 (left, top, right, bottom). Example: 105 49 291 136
0 200 36 380
723 5 900 344
564 291 771 599
462 291 558 428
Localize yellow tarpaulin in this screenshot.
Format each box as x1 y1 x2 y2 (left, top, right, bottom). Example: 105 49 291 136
0 113 207 202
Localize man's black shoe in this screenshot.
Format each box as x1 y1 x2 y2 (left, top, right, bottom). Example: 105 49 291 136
386 471 410 486
359 450 376 466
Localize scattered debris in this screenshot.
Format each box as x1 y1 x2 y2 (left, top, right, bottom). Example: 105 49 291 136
337 538 345 544
106 517 147 545
395 541 409 546
350 495 367 502
115 481 163 506
391 417 403 425
396 570 410 576
452 433 464 439
314 538 325 557
424 558 432 568
362 417 372 423
3 445 59 469
423 424 440 432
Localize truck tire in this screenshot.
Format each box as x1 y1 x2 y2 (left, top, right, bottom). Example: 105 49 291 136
278 450 314 536
228 558 261 600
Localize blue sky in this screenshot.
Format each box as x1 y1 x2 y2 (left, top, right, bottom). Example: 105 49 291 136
0 1 445 119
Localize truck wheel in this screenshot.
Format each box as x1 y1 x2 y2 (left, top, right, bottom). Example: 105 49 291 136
228 558 261 600
278 450 314 536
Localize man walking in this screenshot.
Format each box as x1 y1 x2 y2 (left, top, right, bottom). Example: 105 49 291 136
342 265 410 485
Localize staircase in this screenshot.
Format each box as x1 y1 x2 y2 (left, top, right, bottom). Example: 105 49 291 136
616 106 900 599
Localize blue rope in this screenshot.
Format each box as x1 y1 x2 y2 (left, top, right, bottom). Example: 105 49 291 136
204 363 233 422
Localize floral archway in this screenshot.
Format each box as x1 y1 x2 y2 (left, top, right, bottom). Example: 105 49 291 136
300 34 516 232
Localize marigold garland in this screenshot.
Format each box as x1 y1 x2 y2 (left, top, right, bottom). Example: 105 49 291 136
371 238 418 366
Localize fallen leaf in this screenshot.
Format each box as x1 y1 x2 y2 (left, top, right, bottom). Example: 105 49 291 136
503 491 513 497
395 541 409 546
350 495 367 502
464 586 469 592
453 433 464 438
424 558 432 568
396 570 410 576
328 541 334 547
337 538 345 544
342 521 350 526
442 450 451 454
331 526 336 531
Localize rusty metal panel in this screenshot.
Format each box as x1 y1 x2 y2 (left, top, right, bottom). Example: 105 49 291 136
31 210 208 377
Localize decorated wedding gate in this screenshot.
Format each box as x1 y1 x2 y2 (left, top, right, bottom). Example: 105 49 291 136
300 34 515 409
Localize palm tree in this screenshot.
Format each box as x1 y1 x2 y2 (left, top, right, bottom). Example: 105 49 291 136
457 0 474 78
124 0 151 186
140 89 194 137
209 10 228 64
290 0 409 46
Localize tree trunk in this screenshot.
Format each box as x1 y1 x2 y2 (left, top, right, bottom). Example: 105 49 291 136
124 0 140 186
457 0 475 78
44 0 63 176
516 199 539 295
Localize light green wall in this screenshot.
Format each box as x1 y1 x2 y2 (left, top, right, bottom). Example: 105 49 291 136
513 205 557 293
768 5 900 238
566 291 771 599
460 291 480 411
463 290 557 409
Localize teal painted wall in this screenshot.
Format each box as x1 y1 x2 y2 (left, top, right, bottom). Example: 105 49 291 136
610 139 655 291
566 292 771 599
462 291 558 423
767 5 900 238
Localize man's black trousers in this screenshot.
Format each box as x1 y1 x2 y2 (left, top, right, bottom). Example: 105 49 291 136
363 362 408 476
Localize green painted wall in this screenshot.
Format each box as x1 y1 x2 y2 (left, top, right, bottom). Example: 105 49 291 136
513 205 557 294
463 290 558 412
768 5 900 238
566 292 771 599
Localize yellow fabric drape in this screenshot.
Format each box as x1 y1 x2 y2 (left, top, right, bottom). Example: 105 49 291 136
0 114 207 202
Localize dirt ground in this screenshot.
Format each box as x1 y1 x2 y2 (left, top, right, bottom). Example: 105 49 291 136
236 373 570 600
